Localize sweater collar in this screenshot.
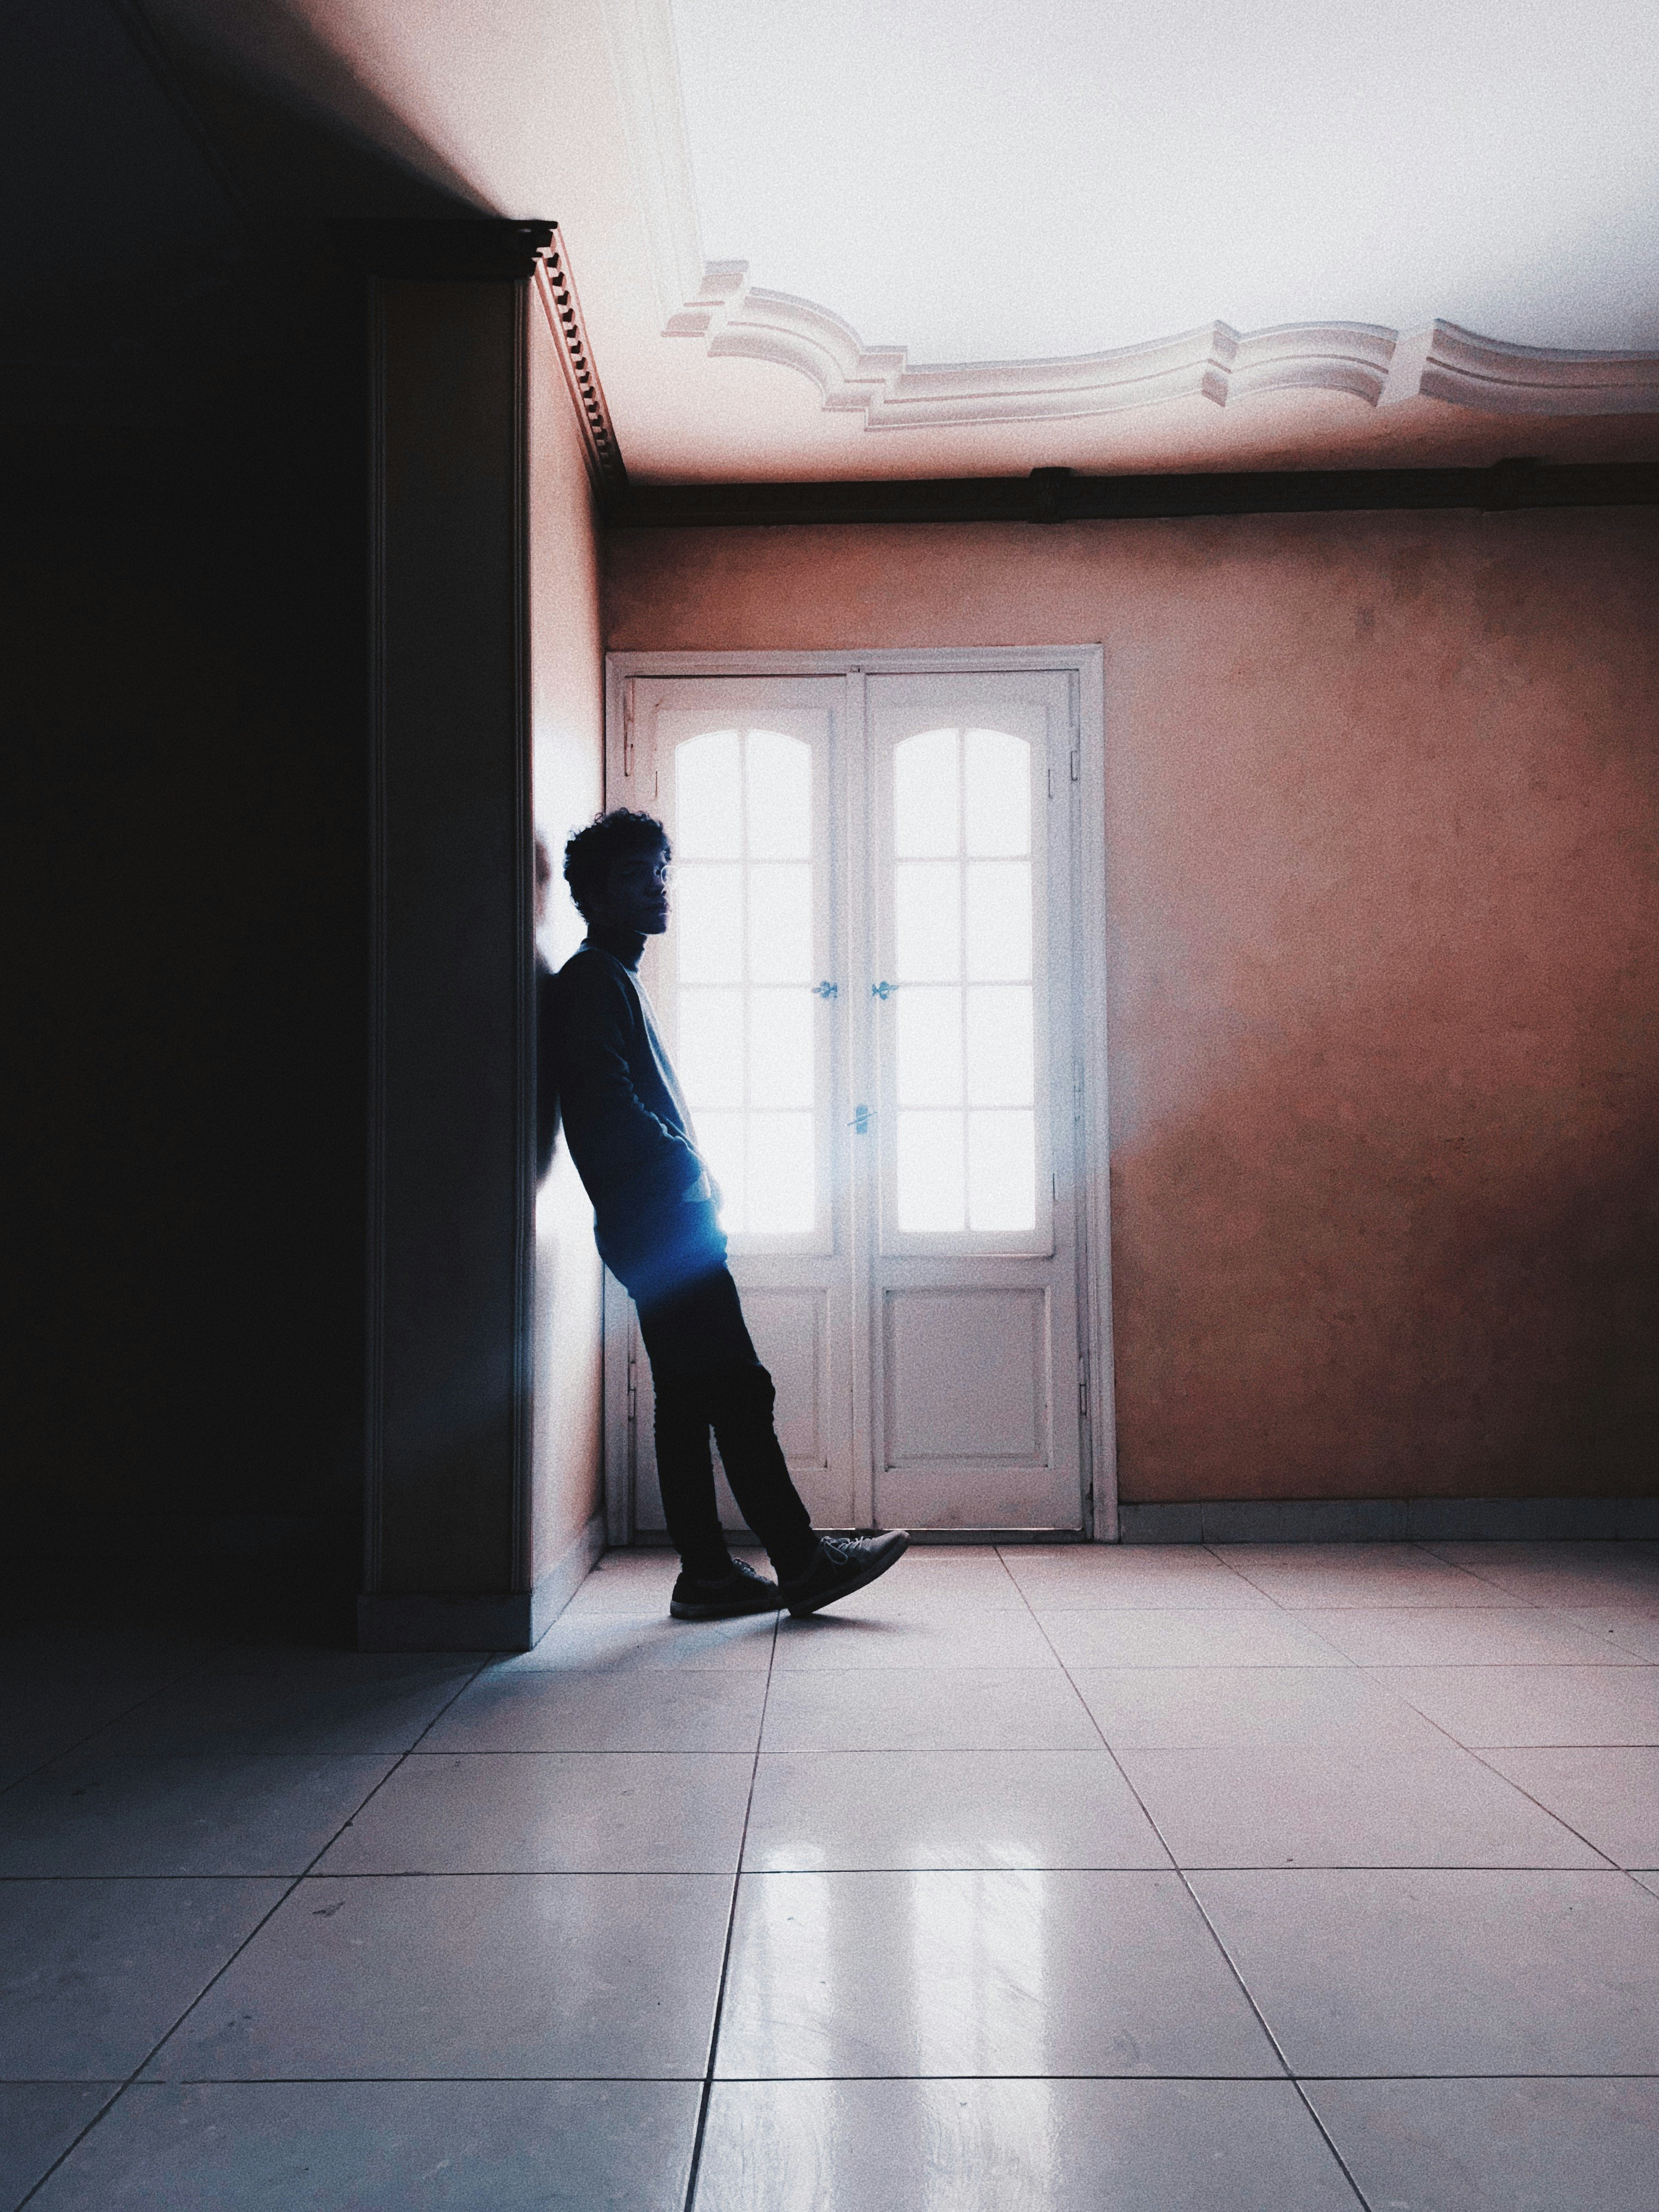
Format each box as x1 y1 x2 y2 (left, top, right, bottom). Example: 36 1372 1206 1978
587 924 647 972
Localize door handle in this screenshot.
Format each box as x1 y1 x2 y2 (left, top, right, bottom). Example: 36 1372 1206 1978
850 1104 874 1135
871 980 897 1001
814 980 839 999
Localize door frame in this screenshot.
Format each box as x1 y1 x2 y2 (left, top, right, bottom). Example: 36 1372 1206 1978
601 645 1119 1544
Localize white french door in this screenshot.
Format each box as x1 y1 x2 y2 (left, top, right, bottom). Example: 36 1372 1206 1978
603 653 1107 1537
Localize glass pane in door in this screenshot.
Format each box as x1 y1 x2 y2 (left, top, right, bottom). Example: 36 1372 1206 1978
672 726 816 1237
891 725 1037 1234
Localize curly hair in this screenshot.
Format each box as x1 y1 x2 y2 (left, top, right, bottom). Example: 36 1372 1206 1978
561 808 670 920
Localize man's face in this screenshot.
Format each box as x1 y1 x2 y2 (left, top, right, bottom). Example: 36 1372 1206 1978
594 845 670 935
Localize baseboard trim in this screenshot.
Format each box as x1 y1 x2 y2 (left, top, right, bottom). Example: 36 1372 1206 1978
357 1507 607 1651
1119 1496 1659 1544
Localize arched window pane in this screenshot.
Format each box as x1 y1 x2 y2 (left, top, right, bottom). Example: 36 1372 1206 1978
963 728 1030 857
675 730 742 858
894 727 960 857
746 729 811 859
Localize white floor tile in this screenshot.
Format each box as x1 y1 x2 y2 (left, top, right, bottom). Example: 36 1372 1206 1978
697 2079 1357 2211
511 1612 776 1672
1378 1663 1659 1746
760 1667 1099 1752
1298 1606 1643 1667
26 2080 698 2211
1000 1550 1278 1611
1563 1609 1659 1661
771 1605 1059 1670
1192 1867 1659 2073
1425 1545 1659 1609
743 1749 1170 1871
0 1878 285 2080
0 1755 394 1877
1483 1748 1659 1869
886 1548 1031 1605
715 1869 1279 2078
1307 2077 1659 2212
1073 1664 1447 1749
316 1752 755 1874
422 1666 768 1753
146 1873 731 2080
1041 1610 1347 1668
1216 1545 1512 1609
1120 1744 1606 1867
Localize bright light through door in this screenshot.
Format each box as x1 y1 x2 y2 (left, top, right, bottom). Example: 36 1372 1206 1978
893 725 1037 1233
672 725 816 1235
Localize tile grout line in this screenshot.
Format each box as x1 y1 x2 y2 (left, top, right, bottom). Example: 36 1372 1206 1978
679 1602 782 2212
13 1647 500 2208
1002 1545 1379 2212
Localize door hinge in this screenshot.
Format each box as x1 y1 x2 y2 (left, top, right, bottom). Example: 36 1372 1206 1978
626 1346 638 1426
1079 1369 1089 1419
1073 1060 1085 1117
1068 670 1081 779
622 682 636 780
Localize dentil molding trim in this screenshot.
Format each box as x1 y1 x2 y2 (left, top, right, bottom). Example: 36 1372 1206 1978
534 227 628 496
600 0 1659 430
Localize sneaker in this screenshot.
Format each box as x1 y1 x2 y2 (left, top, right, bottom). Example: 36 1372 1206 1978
780 1530 911 1618
669 1558 786 1621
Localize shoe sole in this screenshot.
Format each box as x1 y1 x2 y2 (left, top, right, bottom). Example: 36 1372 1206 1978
786 1531 911 1618
668 1595 786 1621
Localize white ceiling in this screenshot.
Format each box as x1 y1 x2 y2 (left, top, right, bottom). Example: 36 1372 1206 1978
671 0 1659 360
150 0 1659 481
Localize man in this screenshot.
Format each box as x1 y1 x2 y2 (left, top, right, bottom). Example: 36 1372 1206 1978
551 807 909 1621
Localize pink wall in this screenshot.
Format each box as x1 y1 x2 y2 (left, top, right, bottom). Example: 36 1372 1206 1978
529 302 605 1575
605 509 1659 1503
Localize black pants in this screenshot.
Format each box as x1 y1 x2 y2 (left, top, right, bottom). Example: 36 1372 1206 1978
635 1266 816 1581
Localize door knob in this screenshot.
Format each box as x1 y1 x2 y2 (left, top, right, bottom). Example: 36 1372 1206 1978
871 980 896 1001
814 980 839 999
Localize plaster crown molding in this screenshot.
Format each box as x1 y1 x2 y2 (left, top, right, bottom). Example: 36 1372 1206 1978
601 0 1659 430
534 228 628 496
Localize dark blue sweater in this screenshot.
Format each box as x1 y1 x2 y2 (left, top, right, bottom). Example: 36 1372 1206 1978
549 928 726 1300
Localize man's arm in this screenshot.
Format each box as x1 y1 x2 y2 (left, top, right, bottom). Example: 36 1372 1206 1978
552 956 706 1215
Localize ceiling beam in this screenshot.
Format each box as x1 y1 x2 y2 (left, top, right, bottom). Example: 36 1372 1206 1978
608 459 1659 529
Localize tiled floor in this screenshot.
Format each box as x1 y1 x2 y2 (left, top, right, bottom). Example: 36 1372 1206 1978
3 1540 1658 2208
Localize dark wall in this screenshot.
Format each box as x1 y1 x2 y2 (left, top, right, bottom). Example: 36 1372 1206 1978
4 376 368 1567
2 0 476 1582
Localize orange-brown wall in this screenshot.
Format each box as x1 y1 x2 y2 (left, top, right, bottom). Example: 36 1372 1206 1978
606 509 1659 1503
529 304 606 1579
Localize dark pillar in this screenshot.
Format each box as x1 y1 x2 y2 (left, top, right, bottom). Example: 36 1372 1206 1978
343 219 552 1650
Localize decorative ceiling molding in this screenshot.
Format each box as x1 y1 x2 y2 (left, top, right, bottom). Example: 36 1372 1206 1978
667 270 1659 427
600 0 1659 432
533 228 628 498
